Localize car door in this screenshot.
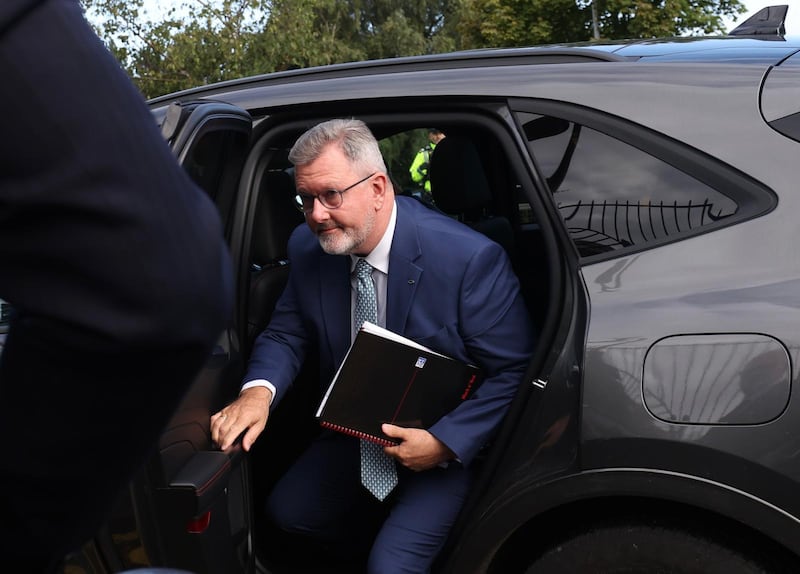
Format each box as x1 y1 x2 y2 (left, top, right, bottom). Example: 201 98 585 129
64 101 255 574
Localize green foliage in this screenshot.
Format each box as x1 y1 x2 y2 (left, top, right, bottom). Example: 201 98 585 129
598 0 746 39
81 0 746 99
258 0 366 71
458 0 745 47
82 0 273 97
458 0 585 47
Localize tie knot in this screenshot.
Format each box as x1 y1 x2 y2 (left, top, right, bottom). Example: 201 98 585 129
355 258 373 279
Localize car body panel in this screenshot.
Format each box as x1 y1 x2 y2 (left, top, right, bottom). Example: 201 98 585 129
580 224 800 511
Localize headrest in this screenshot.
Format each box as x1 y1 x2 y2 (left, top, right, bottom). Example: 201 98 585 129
428 137 492 215
251 170 304 265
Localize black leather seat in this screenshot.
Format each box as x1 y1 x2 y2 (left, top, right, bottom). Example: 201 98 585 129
247 169 304 349
428 136 515 255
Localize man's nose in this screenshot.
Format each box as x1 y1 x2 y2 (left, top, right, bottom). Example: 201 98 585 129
308 197 330 222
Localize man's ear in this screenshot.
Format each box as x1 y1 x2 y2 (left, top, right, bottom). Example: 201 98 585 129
372 172 389 210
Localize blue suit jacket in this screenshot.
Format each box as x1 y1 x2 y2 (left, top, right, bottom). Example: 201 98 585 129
247 196 535 466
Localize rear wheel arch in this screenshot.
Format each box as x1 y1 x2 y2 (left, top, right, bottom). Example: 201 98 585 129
487 496 800 574
444 468 800 573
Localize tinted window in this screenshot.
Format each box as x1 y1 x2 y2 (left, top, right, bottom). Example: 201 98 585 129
0 299 10 353
182 128 249 238
378 128 432 195
519 113 739 258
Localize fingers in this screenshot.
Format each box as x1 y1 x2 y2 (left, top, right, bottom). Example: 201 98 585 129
382 424 406 459
210 407 239 450
210 391 270 451
212 408 249 451
382 423 406 440
382 426 455 471
241 425 262 452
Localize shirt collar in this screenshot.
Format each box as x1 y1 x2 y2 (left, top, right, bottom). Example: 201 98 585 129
350 200 396 274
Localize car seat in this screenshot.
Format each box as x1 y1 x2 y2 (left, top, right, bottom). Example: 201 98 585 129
428 136 515 256
247 169 304 349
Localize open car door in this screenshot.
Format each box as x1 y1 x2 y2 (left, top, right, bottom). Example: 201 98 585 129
67 101 254 574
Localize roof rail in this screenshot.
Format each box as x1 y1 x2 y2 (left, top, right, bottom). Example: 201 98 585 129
148 47 621 106
729 4 787 36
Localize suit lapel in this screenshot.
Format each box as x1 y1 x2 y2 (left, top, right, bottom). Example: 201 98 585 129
319 252 351 364
387 200 423 335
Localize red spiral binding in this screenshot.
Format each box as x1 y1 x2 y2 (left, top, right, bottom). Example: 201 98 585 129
320 421 396 446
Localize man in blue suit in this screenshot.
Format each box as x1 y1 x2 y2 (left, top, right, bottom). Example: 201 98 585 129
211 118 534 573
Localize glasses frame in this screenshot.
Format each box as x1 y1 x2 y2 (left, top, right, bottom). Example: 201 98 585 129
294 172 377 213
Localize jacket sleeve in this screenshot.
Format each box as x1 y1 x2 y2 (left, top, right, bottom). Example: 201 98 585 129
427 241 535 467
409 148 429 184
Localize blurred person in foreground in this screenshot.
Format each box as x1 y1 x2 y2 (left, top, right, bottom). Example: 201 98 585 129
0 1 232 571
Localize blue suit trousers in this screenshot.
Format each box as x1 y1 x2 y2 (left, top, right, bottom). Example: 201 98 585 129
266 432 473 573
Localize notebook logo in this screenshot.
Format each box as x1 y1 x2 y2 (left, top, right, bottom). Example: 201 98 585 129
415 357 427 369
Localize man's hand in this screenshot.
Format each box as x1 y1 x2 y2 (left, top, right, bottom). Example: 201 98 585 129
382 424 455 471
210 387 272 451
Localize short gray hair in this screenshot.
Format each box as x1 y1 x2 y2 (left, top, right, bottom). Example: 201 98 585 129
289 118 387 174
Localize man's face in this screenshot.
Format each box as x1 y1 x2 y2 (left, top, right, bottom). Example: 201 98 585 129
295 144 381 255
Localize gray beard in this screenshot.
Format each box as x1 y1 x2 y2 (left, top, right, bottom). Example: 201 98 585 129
317 212 375 255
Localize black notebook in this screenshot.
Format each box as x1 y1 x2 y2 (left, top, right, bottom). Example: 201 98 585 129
315 322 483 446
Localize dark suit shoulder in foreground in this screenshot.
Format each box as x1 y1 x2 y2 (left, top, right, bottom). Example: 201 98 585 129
0 2 233 570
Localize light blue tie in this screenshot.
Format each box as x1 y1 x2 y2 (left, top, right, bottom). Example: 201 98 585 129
354 258 398 501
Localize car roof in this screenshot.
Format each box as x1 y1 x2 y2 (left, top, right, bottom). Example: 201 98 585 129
147 47 620 106
148 35 800 109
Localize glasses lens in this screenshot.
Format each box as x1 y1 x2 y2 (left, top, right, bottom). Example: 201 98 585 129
294 194 311 212
318 190 342 210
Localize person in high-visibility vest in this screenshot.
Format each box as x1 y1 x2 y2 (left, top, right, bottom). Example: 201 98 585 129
409 128 445 197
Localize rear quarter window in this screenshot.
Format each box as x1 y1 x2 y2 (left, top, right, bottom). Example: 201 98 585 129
512 104 776 262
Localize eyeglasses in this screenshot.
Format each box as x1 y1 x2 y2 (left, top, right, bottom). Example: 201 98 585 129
294 172 377 213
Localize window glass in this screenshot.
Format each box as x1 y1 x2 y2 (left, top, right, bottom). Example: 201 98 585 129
520 113 738 258
379 128 435 197
0 299 10 354
183 128 249 238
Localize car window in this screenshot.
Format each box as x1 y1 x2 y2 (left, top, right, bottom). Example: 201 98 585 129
0 299 10 353
518 112 740 259
378 128 431 195
0 300 9 325
182 128 250 238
